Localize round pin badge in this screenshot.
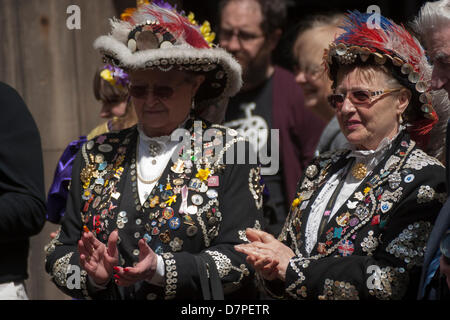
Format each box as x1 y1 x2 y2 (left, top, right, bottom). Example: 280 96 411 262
338 240 355 257
186 205 198 215
208 217 217 226
163 207 175 220
191 194 204 206
404 174 415 183
98 144 113 153
173 178 184 186
206 189 218 199
186 225 198 237
169 217 181 230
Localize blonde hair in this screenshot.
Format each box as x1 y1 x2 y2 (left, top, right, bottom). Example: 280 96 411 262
293 13 345 60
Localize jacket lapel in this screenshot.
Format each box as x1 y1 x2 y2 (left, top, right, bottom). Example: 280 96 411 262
310 131 414 257
289 150 350 256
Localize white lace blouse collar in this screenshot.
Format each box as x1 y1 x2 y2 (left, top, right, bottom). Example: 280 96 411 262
345 125 404 161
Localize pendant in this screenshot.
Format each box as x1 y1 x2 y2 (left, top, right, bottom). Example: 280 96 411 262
148 140 162 157
351 162 367 180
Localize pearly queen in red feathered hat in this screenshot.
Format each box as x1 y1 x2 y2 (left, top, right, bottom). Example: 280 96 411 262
323 11 449 159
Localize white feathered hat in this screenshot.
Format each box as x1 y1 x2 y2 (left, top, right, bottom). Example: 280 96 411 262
94 3 242 113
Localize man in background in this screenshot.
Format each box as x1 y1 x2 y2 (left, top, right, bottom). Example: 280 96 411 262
219 0 325 236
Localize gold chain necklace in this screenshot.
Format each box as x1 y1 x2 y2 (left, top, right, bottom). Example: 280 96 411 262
136 170 163 184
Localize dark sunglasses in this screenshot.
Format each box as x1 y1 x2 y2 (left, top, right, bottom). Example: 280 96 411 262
328 88 402 109
128 84 177 100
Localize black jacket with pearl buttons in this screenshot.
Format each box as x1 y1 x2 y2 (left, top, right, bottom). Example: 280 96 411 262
45 118 263 299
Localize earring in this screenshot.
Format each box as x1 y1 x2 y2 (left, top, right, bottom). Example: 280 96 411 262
399 113 404 124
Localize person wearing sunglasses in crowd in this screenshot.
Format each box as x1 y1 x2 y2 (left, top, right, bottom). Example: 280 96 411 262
44 2 263 300
235 11 449 299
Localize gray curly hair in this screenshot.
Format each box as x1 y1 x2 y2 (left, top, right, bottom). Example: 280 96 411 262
411 0 450 162
412 0 450 34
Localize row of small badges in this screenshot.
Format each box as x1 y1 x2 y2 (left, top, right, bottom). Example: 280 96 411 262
117 155 222 249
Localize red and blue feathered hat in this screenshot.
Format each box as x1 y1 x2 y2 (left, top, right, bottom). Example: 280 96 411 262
324 11 448 158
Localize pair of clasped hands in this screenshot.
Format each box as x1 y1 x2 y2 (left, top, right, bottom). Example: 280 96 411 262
78 229 158 287
234 228 296 282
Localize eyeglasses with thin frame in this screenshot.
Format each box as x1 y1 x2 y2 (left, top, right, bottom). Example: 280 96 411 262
327 88 402 109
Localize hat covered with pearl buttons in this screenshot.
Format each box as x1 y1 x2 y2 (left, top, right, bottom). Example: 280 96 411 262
94 2 242 109
323 11 449 159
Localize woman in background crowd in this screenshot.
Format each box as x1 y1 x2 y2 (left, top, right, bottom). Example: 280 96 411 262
292 13 347 155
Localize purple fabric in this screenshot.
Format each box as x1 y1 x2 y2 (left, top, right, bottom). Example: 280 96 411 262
103 64 130 88
46 137 87 223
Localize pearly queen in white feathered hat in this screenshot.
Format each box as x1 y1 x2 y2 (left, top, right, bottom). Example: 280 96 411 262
93 1 242 116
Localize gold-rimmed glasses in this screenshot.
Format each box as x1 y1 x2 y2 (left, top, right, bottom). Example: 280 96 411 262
327 88 402 109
